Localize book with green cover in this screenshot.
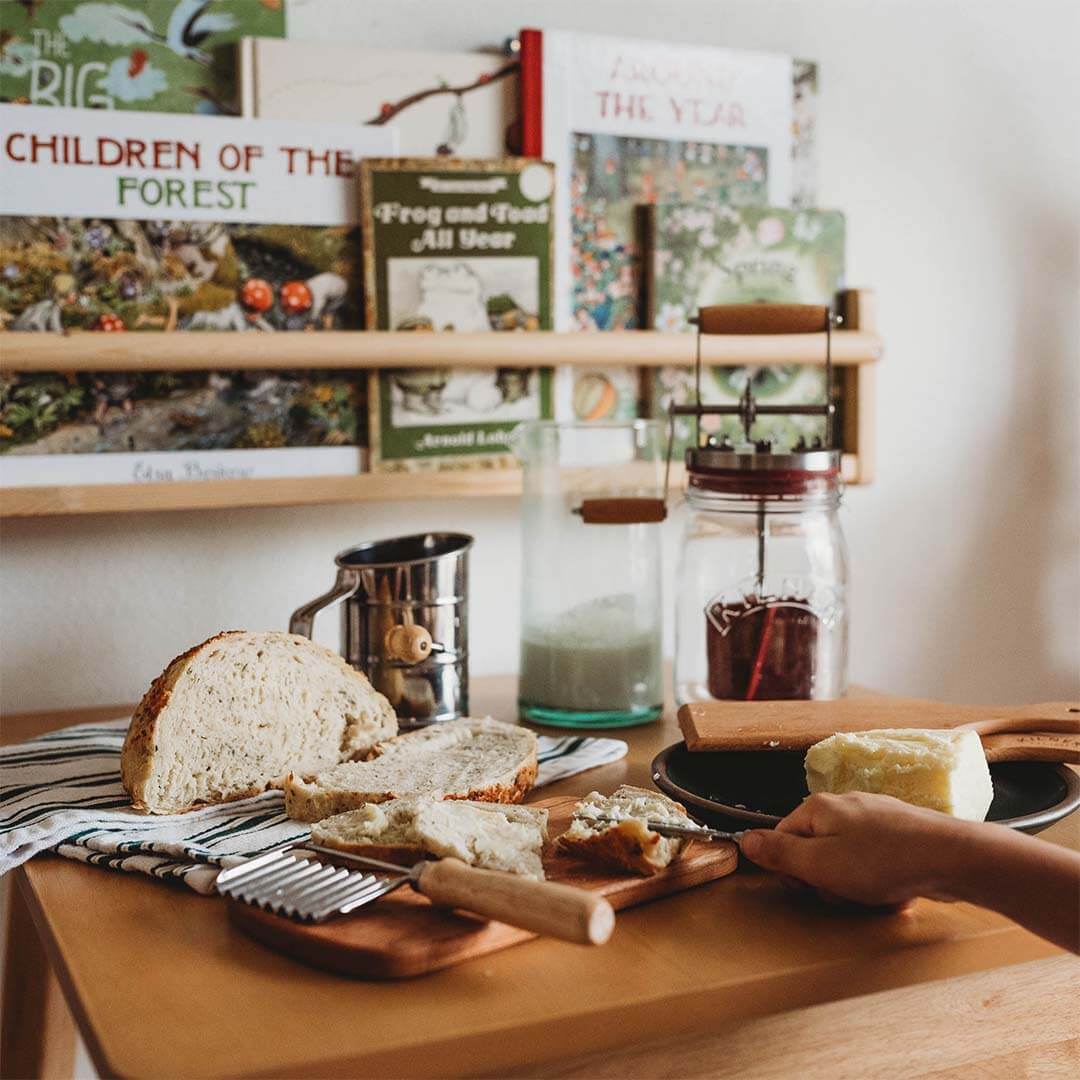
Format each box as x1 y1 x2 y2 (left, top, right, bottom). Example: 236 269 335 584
0 0 285 114
643 204 845 451
361 158 556 471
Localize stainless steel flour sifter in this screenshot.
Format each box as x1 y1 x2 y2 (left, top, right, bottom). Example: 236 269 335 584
290 532 473 726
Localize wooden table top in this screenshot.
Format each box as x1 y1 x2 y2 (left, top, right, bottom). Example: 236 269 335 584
7 679 1076 1079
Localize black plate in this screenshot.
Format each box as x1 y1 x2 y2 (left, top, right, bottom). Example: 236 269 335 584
652 742 1080 834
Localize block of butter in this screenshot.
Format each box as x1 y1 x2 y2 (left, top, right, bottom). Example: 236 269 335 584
804 729 994 821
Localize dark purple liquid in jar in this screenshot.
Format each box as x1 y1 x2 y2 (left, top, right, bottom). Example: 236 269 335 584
705 596 820 700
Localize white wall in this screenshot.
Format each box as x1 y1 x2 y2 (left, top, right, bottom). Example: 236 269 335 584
3 0 1078 716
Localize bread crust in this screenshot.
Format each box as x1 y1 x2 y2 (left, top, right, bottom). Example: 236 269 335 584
447 756 538 805
556 786 689 876
558 819 674 876
122 630 240 812
121 630 394 814
284 742 539 823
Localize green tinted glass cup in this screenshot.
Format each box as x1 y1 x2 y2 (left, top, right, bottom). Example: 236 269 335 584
513 420 665 728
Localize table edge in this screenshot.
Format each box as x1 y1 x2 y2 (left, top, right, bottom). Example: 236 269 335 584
18 856 1064 1080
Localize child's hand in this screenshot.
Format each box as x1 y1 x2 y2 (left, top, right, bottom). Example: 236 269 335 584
739 792 969 907
741 791 1080 953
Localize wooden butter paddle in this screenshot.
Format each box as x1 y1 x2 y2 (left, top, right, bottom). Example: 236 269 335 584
677 699 1080 762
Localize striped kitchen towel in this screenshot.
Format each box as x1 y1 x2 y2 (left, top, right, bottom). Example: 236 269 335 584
0 718 628 895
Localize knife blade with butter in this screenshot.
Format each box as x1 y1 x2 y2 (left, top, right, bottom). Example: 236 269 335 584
573 814 743 843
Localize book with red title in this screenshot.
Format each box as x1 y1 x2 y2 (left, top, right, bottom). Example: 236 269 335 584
518 28 806 419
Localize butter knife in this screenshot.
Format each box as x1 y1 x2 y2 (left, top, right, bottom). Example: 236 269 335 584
574 815 744 842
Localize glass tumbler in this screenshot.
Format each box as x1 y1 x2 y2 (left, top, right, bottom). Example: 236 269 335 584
514 420 665 728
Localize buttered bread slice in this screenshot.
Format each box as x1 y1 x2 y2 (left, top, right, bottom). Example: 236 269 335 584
311 797 549 879
122 631 396 814
558 785 694 876
285 718 538 822
804 728 994 820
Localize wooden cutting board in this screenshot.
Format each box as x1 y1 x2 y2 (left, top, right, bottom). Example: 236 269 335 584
679 698 1080 755
227 796 737 979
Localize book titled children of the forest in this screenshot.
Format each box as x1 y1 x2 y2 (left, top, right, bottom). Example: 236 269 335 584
361 158 555 471
0 103 394 487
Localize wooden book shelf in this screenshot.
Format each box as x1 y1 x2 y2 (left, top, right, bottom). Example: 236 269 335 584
0 290 880 518
2 327 881 372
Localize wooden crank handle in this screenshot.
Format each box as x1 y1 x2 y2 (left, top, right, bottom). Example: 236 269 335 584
415 858 615 946
981 733 1080 764
961 704 1080 737
696 304 830 336
576 497 667 525
383 624 434 664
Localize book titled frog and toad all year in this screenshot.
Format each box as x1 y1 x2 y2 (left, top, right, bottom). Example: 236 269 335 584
360 158 556 472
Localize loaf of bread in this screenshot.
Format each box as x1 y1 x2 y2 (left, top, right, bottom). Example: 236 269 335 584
311 797 549 879
804 728 994 820
121 631 397 814
285 718 538 822
558 785 693 875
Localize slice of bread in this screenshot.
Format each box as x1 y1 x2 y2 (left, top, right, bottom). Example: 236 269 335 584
558 785 693 876
311 797 549 879
121 631 396 814
285 718 538 822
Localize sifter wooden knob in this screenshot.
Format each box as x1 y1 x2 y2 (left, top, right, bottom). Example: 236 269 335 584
384 624 434 664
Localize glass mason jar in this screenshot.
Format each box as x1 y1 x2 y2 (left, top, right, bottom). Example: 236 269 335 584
514 420 665 728
675 448 848 704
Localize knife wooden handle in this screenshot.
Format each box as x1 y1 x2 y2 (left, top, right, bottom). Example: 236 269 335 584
679 699 1080 753
981 733 1080 764
416 859 615 946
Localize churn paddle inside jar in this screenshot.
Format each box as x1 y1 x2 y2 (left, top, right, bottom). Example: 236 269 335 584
675 448 849 704
705 595 823 699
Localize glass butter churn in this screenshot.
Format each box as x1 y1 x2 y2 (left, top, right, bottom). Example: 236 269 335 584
672 304 849 704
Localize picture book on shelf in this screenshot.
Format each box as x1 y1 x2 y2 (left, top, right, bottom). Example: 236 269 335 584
641 204 845 452
519 27 799 332
557 365 640 422
791 59 819 209
239 38 517 158
518 28 811 424
0 0 284 115
0 104 394 487
360 158 555 471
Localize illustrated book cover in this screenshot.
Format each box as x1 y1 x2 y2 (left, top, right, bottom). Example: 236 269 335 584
239 37 517 158
0 0 285 114
518 28 805 423
642 204 845 451
519 27 798 332
0 103 395 486
360 157 555 471
791 59 819 209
